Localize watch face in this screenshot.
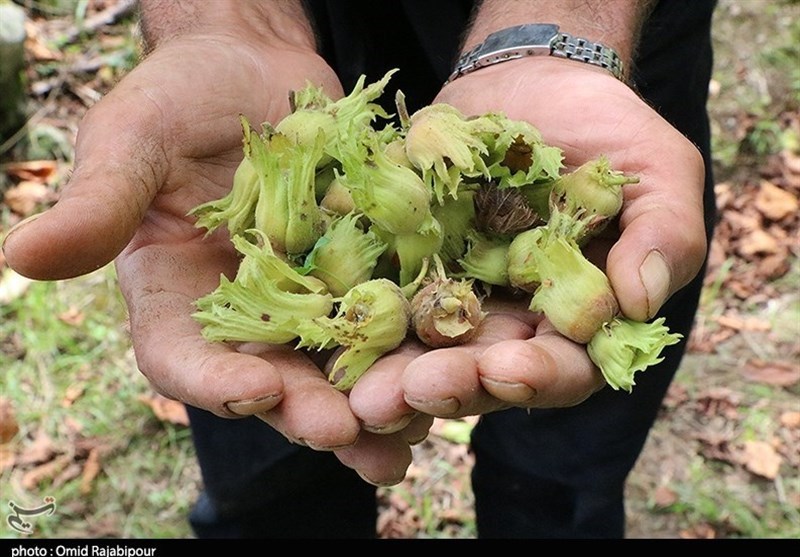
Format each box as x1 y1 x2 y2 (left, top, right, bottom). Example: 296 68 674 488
482 23 560 53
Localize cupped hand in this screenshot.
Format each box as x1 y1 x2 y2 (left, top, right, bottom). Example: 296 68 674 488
1 34 429 485
350 57 706 425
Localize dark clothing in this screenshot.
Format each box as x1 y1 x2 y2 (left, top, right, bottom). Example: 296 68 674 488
188 0 718 539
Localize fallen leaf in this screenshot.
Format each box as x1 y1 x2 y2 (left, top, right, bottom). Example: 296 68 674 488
0 397 20 444
759 252 791 279
740 440 783 479
58 307 85 327
696 387 742 420
22 454 73 490
755 180 799 221
738 228 780 257
715 314 772 332
139 393 190 427
680 523 717 539
53 462 84 488
782 149 800 175
2 160 59 182
17 429 56 466
80 447 102 495
3 181 53 216
24 21 63 62
742 359 800 387
61 383 86 408
652 485 678 508
0 447 15 472
779 411 800 428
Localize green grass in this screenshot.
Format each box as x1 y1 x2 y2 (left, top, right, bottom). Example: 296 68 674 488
1 266 199 539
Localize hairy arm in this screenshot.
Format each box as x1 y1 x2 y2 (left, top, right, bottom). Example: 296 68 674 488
464 0 657 69
138 0 316 52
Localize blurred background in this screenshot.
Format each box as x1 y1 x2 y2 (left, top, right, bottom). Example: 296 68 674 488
0 0 798 539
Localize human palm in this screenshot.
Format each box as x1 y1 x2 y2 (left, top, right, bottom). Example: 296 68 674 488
349 58 707 425
3 37 432 483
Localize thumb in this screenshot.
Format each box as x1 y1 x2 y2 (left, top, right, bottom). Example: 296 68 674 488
2 84 167 280
606 161 708 321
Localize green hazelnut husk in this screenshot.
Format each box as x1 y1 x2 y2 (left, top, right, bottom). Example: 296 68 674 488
300 212 388 297
524 232 619 344
295 278 412 391
588 317 683 393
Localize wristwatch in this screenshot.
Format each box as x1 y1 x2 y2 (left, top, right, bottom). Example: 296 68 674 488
447 23 625 83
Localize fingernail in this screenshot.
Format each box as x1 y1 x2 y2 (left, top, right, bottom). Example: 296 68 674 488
357 470 403 488
362 412 417 435
303 438 356 451
407 431 429 446
225 394 282 416
480 377 537 404
639 250 671 319
404 396 460 416
2 213 43 252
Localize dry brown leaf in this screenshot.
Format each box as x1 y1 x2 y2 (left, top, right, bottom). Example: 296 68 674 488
23 21 63 61
782 149 800 176
738 228 781 257
652 485 678 508
0 397 20 444
139 393 190 427
715 314 772 331
759 252 791 279
755 180 799 221
3 181 53 216
80 447 102 495
53 462 84 488
2 160 59 183
17 429 56 466
0 447 15 472
61 383 86 408
58 307 86 327
742 359 800 387
779 411 800 428
696 387 741 420
22 454 73 490
680 523 717 539
740 440 783 479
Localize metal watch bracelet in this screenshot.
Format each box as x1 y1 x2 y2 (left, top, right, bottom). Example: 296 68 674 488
447 23 625 83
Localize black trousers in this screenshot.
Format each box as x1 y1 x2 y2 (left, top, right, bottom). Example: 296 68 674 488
186 0 718 539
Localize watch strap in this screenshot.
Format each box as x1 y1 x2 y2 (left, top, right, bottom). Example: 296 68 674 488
447 24 625 83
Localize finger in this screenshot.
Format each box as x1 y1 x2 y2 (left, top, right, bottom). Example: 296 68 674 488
402 312 535 418
607 140 708 321
348 341 427 434
403 413 435 445
477 322 605 408
118 242 287 418
2 78 170 280
334 431 414 487
254 348 361 451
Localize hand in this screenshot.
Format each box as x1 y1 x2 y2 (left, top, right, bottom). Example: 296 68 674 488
1 34 430 486
350 57 706 424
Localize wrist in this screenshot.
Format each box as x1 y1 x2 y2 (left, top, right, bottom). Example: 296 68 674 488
462 0 656 70
138 0 316 54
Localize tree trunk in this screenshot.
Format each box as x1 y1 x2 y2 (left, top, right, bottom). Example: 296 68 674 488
0 0 28 142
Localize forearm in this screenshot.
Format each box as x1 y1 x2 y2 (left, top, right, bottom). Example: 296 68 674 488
464 0 656 67
138 0 316 53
